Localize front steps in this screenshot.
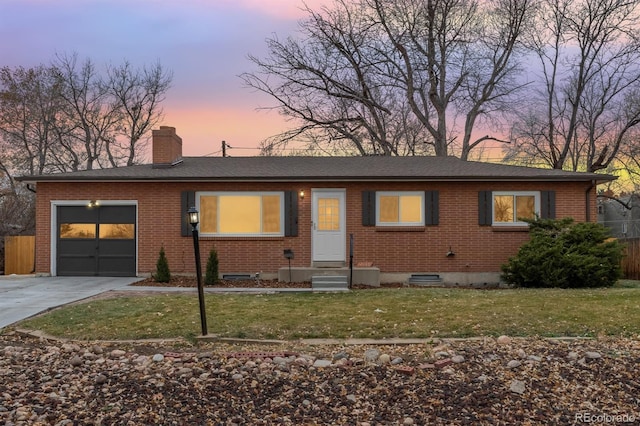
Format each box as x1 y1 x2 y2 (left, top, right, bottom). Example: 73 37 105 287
278 266 380 286
311 275 349 291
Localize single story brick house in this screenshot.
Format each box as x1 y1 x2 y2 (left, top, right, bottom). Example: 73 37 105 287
18 126 614 286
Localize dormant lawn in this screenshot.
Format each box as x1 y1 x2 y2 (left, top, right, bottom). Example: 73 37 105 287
17 281 640 341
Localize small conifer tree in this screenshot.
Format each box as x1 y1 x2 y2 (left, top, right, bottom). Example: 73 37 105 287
205 248 219 285
154 247 171 283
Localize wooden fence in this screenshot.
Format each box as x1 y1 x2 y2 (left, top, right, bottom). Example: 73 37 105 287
620 237 640 280
4 235 35 275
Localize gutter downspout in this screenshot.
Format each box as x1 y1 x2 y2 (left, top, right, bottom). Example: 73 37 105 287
585 180 596 222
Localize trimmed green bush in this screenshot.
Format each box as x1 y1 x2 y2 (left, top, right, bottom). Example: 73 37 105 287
501 217 624 288
205 248 219 285
154 247 171 283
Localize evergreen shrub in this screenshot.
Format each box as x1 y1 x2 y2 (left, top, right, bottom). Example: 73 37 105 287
501 217 624 288
154 246 171 283
205 249 219 285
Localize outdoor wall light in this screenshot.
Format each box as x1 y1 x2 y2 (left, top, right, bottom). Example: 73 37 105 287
446 246 455 257
299 189 305 199
88 200 99 208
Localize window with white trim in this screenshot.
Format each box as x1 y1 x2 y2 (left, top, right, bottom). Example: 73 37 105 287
197 192 284 236
376 192 424 226
492 191 540 226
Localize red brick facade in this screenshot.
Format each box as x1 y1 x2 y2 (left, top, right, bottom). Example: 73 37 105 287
34 179 597 278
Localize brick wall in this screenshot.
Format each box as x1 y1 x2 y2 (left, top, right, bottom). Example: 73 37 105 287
34 180 597 277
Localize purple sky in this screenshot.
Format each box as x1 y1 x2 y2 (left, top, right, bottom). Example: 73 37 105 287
1 0 326 156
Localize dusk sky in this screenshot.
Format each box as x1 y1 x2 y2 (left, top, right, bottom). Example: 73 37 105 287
0 0 327 157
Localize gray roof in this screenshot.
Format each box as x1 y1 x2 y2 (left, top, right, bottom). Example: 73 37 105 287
17 156 615 183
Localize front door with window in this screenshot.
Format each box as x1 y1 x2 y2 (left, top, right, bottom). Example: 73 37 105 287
312 189 346 263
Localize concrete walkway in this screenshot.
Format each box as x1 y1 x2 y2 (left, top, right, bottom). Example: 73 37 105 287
0 275 141 329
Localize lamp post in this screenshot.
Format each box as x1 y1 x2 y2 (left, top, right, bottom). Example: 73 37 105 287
188 206 208 336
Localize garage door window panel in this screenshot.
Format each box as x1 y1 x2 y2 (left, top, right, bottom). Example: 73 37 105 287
60 223 96 239
99 224 135 239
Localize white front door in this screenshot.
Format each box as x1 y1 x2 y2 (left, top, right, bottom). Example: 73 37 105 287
312 189 346 262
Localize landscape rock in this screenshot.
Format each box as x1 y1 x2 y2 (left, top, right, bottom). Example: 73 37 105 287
507 360 522 369
451 355 465 364
391 357 404 365
110 349 126 358
0 332 637 424
332 351 348 361
510 380 526 395
363 348 380 363
497 335 512 345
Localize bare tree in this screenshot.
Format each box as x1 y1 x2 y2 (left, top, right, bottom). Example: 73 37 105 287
0 65 67 177
371 0 532 158
243 0 432 156
106 61 172 166
0 54 172 177
242 0 533 157
506 0 640 172
0 55 172 238
53 53 121 171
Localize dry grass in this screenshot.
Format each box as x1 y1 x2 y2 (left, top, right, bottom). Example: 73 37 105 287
17 282 640 341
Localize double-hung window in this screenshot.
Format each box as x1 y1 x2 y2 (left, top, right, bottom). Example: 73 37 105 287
492 191 539 226
376 192 424 226
197 192 284 236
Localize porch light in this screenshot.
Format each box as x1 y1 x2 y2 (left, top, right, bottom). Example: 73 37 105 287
187 206 207 336
299 189 305 199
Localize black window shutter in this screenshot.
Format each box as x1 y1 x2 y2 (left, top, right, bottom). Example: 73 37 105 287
284 191 298 237
541 190 556 219
362 191 376 226
181 191 196 236
478 191 492 226
425 190 439 225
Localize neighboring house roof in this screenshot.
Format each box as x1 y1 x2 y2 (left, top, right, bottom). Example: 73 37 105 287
17 156 615 183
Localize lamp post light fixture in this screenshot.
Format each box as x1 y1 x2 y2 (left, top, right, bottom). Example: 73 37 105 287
187 206 208 336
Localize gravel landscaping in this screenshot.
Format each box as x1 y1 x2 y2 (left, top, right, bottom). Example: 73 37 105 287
1 330 639 424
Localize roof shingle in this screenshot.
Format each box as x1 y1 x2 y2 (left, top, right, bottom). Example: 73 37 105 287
17 156 615 183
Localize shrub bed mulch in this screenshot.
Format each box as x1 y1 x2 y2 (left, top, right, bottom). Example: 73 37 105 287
132 276 405 289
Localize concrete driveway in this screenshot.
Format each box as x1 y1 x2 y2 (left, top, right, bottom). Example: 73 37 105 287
0 275 142 329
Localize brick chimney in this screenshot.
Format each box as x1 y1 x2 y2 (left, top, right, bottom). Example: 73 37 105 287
152 126 183 168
